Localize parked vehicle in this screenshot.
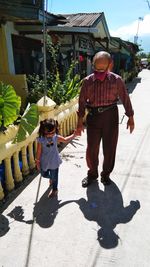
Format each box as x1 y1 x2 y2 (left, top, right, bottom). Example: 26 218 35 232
140 58 148 68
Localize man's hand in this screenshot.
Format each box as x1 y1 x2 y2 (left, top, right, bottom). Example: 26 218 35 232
127 116 135 133
76 117 84 136
76 125 84 136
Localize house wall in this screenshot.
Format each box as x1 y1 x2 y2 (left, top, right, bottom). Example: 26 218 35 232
0 25 9 74
0 22 17 74
4 22 18 74
94 21 107 39
0 22 28 109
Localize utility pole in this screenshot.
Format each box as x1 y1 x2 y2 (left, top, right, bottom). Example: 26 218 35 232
146 0 150 10
42 0 48 105
134 17 143 44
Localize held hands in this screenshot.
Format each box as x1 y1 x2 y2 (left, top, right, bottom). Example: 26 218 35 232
127 116 135 133
72 128 83 138
76 117 85 136
75 124 84 136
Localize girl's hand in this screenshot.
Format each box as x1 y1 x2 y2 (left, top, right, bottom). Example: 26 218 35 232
58 130 80 143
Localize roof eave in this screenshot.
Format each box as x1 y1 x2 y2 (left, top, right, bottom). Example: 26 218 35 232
15 25 99 34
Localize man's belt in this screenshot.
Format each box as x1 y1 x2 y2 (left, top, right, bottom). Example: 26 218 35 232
87 104 117 115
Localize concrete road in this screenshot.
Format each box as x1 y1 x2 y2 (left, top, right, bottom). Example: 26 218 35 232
0 69 150 267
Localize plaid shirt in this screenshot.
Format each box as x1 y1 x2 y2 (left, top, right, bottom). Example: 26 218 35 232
78 72 134 117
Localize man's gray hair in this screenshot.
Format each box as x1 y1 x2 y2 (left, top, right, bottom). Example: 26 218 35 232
93 51 111 65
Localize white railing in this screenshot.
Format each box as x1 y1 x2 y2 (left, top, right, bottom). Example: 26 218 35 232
0 97 78 200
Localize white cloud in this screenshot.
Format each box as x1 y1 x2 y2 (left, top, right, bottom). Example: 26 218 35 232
110 14 150 40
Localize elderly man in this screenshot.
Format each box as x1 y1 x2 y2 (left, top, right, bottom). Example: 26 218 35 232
76 51 134 187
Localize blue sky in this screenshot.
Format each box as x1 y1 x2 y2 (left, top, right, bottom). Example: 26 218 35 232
48 0 150 53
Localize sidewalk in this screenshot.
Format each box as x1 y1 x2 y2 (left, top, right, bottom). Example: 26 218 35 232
1 70 150 267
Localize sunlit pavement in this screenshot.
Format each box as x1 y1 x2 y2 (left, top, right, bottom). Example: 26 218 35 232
1 69 150 267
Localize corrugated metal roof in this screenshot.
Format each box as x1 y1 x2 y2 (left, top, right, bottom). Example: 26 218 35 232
60 13 102 27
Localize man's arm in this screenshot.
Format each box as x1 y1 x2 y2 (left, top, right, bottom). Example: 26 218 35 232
76 116 84 136
76 79 87 135
117 77 135 134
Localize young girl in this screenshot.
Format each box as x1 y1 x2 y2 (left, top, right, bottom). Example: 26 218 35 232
36 118 77 198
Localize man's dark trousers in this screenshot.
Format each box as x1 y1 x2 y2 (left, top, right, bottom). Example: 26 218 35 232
86 106 119 179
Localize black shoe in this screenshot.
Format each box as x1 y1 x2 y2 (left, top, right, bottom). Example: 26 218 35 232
101 176 112 185
82 177 96 188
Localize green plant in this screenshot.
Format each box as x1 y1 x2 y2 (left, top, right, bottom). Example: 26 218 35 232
27 60 82 106
47 61 82 105
13 103 39 143
27 35 82 106
26 74 46 104
46 36 60 74
0 82 21 131
0 82 39 143
26 36 60 104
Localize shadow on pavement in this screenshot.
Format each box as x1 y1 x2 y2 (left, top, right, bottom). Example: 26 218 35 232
33 189 73 228
6 186 74 267
76 181 140 249
7 206 33 225
0 214 10 237
5 178 140 251
6 180 140 249
7 189 74 229
0 172 38 213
